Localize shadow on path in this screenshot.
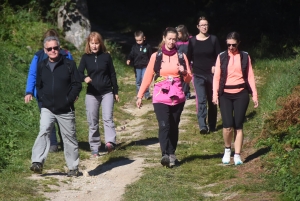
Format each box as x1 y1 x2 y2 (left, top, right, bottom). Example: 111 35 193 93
88 157 134 176
244 147 270 163
117 137 159 151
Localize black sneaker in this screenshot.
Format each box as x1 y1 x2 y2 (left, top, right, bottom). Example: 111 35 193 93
67 169 79 177
160 155 170 167
200 128 208 134
30 162 43 174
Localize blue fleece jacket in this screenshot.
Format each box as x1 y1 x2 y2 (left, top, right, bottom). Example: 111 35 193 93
25 49 73 99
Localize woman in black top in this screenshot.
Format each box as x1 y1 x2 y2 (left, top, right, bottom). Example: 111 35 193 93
78 32 119 157
187 16 221 134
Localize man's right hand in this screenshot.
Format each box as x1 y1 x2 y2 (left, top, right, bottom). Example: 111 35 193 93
126 60 130 65
24 94 33 103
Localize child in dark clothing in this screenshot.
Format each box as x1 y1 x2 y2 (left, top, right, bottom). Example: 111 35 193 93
126 31 152 99
176 25 191 100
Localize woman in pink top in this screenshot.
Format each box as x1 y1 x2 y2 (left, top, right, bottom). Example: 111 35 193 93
212 32 259 165
136 27 192 168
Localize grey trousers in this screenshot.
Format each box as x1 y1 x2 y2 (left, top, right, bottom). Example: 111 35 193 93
85 93 116 153
31 108 79 170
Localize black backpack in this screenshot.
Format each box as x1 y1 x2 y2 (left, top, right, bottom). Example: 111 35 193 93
153 49 187 81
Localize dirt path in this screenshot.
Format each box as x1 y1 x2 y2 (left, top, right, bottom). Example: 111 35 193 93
29 95 196 201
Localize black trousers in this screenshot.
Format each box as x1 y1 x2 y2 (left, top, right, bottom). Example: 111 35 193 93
153 102 185 156
219 89 249 129
193 74 217 130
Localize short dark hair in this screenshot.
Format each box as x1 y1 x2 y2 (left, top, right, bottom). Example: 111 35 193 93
226 32 241 43
134 31 144 38
197 16 208 24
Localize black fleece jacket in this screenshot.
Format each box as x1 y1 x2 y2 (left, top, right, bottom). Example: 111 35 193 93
127 41 152 69
78 52 118 96
36 56 82 114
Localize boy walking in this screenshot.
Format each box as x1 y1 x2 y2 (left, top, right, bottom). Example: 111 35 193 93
126 31 152 99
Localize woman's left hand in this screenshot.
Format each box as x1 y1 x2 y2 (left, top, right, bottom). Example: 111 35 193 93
114 94 119 102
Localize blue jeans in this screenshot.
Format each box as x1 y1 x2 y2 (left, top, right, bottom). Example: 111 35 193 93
136 67 150 98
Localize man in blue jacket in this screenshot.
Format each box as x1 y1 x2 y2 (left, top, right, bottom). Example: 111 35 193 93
24 29 73 152
30 36 82 177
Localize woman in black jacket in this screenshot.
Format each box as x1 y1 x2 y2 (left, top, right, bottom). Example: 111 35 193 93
78 32 119 157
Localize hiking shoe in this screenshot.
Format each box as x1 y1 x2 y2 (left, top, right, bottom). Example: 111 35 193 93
161 155 170 167
49 145 58 153
234 154 243 165
30 162 43 174
67 169 79 177
169 154 178 168
185 93 191 100
105 142 115 153
200 128 208 134
222 148 231 164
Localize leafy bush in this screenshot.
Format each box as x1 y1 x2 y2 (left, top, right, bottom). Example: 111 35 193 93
257 85 300 199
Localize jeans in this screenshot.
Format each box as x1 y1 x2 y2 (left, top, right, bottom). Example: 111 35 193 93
38 101 59 146
136 67 150 98
85 92 117 153
193 74 217 130
31 108 79 170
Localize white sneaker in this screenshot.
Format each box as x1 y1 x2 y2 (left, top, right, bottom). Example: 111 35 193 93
234 154 243 165
222 148 231 164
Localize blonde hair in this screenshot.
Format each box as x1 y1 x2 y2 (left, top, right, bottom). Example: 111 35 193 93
85 32 107 54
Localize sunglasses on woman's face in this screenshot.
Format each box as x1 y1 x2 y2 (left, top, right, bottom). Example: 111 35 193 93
227 43 237 47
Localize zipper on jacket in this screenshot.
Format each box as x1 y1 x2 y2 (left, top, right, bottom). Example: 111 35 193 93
52 72 55 112
95 55 99 91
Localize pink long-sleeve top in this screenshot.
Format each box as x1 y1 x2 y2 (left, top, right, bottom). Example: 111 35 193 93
137 52 192 100
213 50 258 102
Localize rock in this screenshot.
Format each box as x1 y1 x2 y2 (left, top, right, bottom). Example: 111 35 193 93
57 0 91 50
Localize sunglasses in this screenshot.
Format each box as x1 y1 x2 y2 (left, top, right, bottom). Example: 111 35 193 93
45 46 59 51
227 43 237 47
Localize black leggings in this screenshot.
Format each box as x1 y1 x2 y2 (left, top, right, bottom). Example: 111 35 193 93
219 89 249 129
153 102 185 156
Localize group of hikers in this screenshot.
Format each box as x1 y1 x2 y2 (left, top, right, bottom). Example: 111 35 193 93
24 16 258 176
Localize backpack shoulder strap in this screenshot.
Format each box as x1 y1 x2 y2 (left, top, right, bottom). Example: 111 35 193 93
154 50 163 78
189 36 197 49
177 50 186 70
63 58 74 82
210 35 216 47
219 51 227 65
